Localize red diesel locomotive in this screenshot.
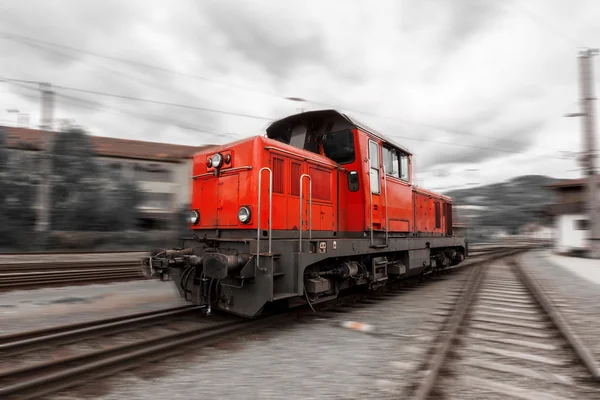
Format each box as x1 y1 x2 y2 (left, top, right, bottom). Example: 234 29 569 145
143 109 467 318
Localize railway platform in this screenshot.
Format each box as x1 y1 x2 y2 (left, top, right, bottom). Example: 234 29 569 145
543 251 600 285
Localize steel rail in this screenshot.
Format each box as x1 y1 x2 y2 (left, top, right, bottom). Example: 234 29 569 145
0 305 202 357
412 262 487 400
0 305 196 346
410 246 535 400
0 250 148 256
0 313 287 400
511 259 600 381
0 271 143 291
410 247 598 400
0 260 140 272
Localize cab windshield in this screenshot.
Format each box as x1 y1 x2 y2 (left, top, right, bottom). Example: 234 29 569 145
321 130 355 164
272 128 355 165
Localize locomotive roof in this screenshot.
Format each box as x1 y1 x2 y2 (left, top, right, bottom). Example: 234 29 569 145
266 109 412 155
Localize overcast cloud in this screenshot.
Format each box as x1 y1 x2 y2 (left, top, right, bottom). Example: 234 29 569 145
0 0 598 191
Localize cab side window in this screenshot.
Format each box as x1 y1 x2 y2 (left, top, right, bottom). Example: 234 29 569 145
383 145 409 182
399 153 409 181
383 146 400 178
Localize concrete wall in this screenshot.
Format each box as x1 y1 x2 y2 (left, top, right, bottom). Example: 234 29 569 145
554 213 588 253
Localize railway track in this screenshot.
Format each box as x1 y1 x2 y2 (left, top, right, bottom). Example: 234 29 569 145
0 305 270 400
0 245 517 292
0 261 144 291
409 257 600 400
0 245 535 399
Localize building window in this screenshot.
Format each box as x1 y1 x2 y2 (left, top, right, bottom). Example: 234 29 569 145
142 192 173 209
134 163 172 182
575 219 589 230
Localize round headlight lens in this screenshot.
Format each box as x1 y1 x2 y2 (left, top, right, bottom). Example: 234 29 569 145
189 210 200 225
206 158 213 168
212 153 223 168
238 206 251 224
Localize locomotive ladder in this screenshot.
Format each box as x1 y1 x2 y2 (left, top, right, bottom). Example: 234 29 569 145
368 162 389 248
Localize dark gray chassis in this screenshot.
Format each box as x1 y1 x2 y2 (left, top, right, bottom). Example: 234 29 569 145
170 229 468 318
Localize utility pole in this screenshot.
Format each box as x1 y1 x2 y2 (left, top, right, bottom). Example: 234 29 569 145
35 82 55 239
39 82 54 130
578 49 600 259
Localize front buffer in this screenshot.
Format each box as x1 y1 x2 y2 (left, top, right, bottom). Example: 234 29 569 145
141 241 278 318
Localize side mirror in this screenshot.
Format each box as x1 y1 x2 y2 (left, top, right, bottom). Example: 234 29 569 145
348 170 359 192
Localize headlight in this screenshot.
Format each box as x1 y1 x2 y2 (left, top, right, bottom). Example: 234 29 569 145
212 153 223 168
206 158 213 168
189 210 200 225
238 206 251 224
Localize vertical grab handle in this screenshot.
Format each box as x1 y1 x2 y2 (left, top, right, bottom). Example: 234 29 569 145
368 159 374 247
299 174 312 252
257 167 273 269
382 164 388 247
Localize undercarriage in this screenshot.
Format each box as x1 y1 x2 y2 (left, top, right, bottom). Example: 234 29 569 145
142 231 467 318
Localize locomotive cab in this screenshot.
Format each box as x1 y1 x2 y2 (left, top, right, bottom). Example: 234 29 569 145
143 109 467 319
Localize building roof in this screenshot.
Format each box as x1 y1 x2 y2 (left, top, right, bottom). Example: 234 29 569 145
547 176 600 189
546 201 585 216
1 125 215 162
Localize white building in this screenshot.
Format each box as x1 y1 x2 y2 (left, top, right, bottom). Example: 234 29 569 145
2 125 214 228
547 178 598 255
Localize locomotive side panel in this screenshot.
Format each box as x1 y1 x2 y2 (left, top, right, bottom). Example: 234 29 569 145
413 189 450 236
356 129 415 234
191 138 258 229
267 149 338 233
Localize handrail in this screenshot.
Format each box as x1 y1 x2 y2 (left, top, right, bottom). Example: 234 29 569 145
299 174 312 252
368 158 374 247
256 167 273 270
192 166 253 180
382 164 389 247
264 146 338 169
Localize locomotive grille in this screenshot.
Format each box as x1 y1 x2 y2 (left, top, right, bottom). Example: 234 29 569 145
310 167 332 201
291 162 301 196
273 157 285 194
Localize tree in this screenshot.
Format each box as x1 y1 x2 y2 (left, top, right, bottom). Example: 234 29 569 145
49 126 143 232
0 130 37 248
0 127 7 172
49 127 101 231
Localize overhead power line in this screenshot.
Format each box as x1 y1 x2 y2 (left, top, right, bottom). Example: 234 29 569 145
502 0 582 48
1 77 274 121
3 76 573 161
0 31 279 99
0 30 571 151
5 79 244 142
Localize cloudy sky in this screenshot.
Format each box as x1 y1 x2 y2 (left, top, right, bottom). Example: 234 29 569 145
1 0 598 191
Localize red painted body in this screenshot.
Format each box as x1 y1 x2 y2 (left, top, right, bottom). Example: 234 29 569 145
191 127 453 237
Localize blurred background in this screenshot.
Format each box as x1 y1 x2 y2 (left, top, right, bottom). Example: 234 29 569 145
0 0 598 252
